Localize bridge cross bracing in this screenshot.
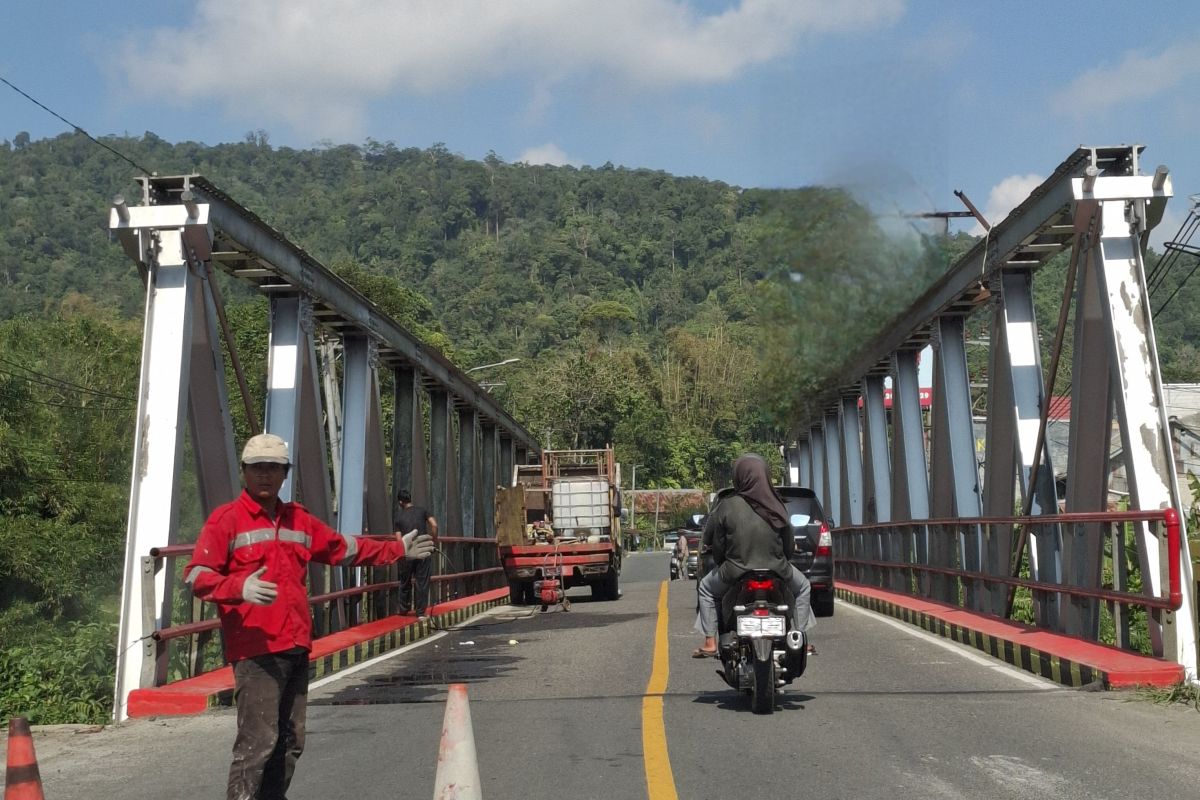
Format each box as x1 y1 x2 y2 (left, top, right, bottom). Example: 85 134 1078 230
107 175 540 722
783 145 1197 680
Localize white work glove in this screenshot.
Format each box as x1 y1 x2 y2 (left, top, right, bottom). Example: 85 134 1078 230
241 567 277 605
401 529 435 560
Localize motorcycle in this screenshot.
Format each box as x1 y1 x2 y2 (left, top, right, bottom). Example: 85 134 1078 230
715 569 807 714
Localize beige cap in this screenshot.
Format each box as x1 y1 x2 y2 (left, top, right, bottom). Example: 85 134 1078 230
242 433 290 465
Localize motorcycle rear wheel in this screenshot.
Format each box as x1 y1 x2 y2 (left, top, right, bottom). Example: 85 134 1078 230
750 656 775 714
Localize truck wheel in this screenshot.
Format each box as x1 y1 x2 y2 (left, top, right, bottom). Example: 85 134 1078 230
602 567 620 601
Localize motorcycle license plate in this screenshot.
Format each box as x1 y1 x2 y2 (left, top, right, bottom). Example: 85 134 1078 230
737 615 785 637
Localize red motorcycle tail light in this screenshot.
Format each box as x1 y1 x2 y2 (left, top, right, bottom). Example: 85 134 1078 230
746 578 774 591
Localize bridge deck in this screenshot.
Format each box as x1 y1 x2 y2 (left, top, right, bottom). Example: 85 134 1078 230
130 575 1181 720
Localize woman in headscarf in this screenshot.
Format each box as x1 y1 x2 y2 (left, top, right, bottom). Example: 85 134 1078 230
692 453 814 658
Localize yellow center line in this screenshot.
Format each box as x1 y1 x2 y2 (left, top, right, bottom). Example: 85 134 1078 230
642 580 678 799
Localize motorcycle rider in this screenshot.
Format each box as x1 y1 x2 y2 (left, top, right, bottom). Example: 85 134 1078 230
692 453 814 658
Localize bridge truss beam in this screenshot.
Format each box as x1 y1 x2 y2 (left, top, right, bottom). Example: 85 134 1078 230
794 146 1196 678
108 176 540 720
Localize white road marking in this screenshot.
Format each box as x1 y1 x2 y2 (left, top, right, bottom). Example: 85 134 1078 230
840 600 1056 690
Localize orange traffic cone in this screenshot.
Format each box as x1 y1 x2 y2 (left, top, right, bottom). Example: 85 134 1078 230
4 717 45 800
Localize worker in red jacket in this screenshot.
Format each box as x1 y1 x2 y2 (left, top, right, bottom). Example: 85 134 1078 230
185 433 434 800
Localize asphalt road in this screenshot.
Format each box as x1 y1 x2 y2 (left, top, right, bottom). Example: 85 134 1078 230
25 550 1200 799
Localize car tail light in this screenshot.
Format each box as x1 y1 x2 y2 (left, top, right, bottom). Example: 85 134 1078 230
816 524 832 558
746 578 774 591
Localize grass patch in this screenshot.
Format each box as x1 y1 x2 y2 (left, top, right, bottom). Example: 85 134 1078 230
1135 681 1200 711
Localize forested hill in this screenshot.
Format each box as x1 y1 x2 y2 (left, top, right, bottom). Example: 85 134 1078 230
0 132 760 344
0 130 942 487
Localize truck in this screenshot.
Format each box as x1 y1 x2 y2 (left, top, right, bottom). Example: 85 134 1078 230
496 447 623 604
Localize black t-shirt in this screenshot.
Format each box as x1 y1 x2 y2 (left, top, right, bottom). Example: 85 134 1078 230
394 504 431 536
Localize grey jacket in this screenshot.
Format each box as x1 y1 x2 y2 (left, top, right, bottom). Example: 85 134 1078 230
703 491 793 582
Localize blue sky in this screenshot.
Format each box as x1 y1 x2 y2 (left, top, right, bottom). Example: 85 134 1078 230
2 1 1199 246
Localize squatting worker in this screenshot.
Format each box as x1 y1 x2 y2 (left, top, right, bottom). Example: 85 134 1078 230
184 433 435 800
692 453 814 658
393 489 439 619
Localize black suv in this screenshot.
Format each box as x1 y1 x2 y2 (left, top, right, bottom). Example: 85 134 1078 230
778 487 835 616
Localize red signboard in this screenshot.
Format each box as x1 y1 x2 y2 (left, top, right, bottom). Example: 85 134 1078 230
857 388 933 409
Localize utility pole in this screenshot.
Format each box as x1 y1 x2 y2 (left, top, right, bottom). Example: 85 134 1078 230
653 491 662 547
630 464 643 551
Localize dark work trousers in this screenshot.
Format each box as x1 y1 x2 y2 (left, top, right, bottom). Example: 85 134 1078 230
398 556 432 614
227 650 308 800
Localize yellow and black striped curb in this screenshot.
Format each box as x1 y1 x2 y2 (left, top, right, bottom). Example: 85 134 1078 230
836 586 1102 688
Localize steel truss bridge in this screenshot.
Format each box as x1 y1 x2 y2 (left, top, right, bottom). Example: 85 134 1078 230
783 144 1197 678
106 143 1197 726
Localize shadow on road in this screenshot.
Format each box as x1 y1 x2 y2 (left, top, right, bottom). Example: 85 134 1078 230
311 603 648 706
690 689 815 713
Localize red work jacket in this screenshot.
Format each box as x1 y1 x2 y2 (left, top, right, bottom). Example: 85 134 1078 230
184 490 407 662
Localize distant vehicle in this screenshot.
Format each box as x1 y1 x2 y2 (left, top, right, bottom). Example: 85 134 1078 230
496 447 623 605
777 486 835 616
663 531 680 552
684 533 702 578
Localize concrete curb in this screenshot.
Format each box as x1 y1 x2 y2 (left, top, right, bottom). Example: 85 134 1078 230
127 588 509 717
837 581 1184 689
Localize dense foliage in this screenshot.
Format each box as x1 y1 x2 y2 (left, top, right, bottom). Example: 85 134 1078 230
0 310 138 723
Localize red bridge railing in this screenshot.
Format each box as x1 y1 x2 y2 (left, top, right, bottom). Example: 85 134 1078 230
142 534 503 687
831 509 1183 655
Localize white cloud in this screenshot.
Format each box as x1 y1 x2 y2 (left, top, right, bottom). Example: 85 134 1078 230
524 80 559 126
1052 36 1200 115
970 173 1044 235
901 20 972 67
516 143 578 167
115 0 905 137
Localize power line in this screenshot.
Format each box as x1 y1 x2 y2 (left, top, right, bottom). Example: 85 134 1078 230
0 362 134 402
1147 200 1200 316
0 387 132 412
0 357 134 400
0 472 125 487
0 75 155 176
